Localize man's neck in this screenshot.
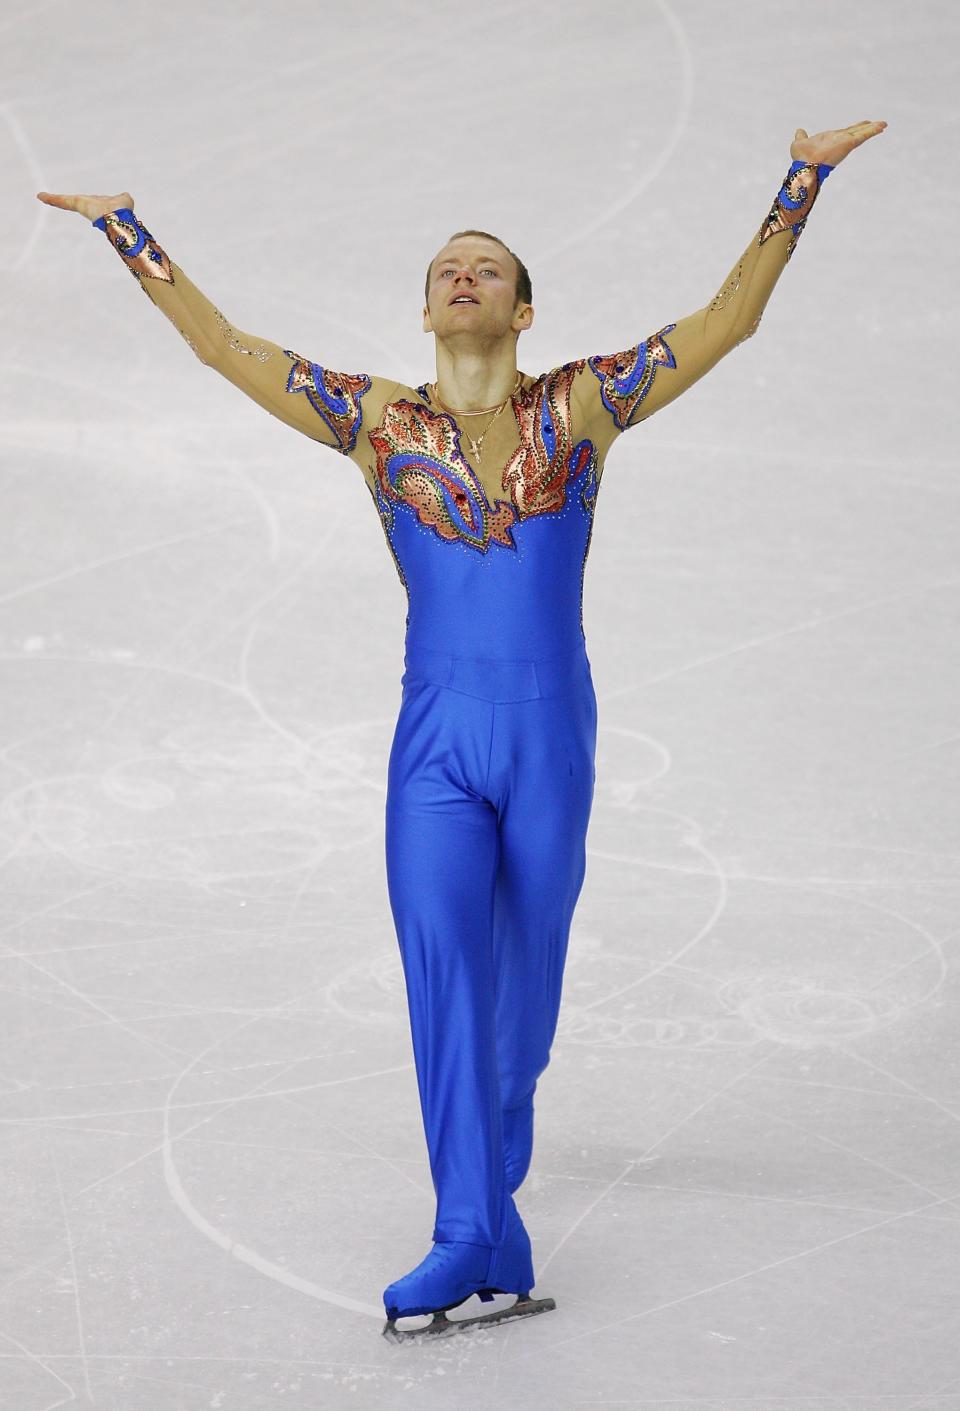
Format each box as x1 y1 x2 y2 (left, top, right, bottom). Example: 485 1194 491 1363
432 341 520 413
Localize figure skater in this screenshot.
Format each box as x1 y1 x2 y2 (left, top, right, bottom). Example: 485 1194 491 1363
38 117 887 1341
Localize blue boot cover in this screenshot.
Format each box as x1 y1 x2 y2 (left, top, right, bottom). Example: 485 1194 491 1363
383 1213 535 1318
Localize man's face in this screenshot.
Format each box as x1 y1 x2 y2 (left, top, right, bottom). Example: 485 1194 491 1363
422 237 533 340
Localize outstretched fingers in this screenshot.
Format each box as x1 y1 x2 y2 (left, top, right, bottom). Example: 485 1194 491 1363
848 120 888 141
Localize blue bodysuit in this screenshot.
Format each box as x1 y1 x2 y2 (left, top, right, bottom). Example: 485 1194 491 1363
92 157 833 1307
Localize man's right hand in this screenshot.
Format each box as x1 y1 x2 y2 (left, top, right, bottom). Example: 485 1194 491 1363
36 191 135 222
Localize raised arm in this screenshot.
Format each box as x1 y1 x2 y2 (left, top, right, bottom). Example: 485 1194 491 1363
37 189 397 460
572 121 886 452
94 206 403 457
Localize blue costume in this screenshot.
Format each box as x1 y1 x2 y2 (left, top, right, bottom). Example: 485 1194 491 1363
91 157 832 1335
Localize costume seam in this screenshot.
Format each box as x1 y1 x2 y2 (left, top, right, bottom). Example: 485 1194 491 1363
483 702 497 798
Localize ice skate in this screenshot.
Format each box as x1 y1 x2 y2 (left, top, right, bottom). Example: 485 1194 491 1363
382 1211 555 1341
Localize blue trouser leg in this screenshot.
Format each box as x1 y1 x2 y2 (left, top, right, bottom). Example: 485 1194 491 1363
386 680 505 1245
385 649 596 1249
491 683 596 1188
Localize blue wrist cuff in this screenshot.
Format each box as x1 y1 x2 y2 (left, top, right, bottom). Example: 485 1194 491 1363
789 158 833 184
93 207 136 230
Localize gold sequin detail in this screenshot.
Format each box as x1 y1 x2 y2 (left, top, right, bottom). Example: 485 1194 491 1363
759 162 824 262
370 400 517 550
212 307 274 363
369 367 599 553
587 329 677 431
160 306 204 362
99 211 173 284
503 362 584 518
708 259 743 312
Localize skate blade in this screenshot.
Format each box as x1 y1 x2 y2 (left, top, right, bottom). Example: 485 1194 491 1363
382 1289 556 1342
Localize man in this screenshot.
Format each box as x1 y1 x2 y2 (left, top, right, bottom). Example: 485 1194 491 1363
38 117 887 1341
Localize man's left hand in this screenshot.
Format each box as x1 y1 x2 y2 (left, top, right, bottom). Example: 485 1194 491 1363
791 120 887 167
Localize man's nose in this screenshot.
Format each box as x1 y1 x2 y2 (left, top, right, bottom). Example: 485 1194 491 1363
453 267 475 283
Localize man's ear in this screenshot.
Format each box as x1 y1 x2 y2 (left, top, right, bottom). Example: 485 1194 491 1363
422 303 433 334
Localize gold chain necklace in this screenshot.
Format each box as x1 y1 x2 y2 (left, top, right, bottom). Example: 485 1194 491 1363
430 373 521 465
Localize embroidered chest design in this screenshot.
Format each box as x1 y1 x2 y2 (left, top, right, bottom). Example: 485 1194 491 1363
368 363 598 553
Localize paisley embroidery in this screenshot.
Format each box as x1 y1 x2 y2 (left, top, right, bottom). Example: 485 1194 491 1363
92 209 173 285
586 326 678 432
370 367 599 554
369 400 518 550
281 356 371 453
760 159 830 262
504 362 594 518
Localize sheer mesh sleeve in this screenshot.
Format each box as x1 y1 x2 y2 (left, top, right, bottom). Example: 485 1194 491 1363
571 159 834 454
92 207 398 460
